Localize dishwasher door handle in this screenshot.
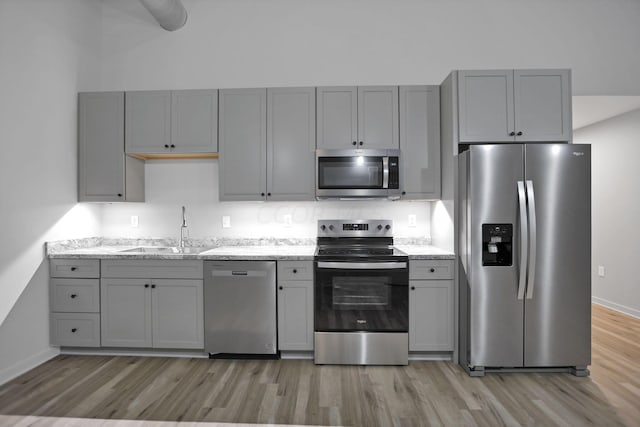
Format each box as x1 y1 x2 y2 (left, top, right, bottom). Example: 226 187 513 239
210 270 268 278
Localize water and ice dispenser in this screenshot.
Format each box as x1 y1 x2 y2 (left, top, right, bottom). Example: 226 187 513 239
482 224 513 266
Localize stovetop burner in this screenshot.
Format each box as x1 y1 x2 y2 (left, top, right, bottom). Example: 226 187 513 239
316 245 406 257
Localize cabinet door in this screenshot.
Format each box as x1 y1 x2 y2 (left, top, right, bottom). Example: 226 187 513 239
125 91 171 154
458 70 515 143
358 86 399 149
399 86 441 200
514 69 572 142
409 280 453 351
277 281 313 351
171 89 218 153
267 87 316 201
101 279 152 347
316 86 357 149
151 279 204 349
218 88 267 201
78 92 126 202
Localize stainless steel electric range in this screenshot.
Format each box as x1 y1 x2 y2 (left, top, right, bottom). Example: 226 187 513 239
314 219 409 365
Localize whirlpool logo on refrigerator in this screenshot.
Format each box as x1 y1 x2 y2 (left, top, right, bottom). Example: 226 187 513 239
572 151 585 157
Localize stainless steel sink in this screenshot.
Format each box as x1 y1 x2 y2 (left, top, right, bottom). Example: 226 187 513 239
119 246 213 254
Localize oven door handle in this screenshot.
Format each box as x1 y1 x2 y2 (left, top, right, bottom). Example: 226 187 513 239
316 261 407 270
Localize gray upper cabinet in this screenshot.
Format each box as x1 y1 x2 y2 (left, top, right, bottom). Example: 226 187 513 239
317 86 399 149
513 70 572 142
219 87 316 202
171 90 218 153
457 69 571 143
125 91 171 153
125 90 218 155
218 88 267 201
316 87 357 149
78 92 144 202
267 87 316 201
358 86 399 149
399 86 441 200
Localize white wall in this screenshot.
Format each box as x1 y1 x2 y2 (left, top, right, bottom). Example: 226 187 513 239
574 108 640 318
97 0 640 94
0 0 103 382
101 160 432 239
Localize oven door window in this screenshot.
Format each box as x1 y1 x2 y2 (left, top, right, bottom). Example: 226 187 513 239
317 157 383 189
315 267 408 332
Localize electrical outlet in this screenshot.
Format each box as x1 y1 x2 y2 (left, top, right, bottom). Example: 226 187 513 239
130 215 139 228
598 266 605 277
408 214 417 227
284 214 292 227
222 216 231 228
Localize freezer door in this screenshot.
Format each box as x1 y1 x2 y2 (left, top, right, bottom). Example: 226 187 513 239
468 145 525 368
524 144 591 367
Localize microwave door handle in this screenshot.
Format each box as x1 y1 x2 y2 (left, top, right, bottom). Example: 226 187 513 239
382 157 389 189
517 181 528 300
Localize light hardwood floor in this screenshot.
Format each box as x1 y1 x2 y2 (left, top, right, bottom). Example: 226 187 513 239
0 304 638 427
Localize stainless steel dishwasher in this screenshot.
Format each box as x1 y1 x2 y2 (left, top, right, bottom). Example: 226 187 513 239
204 261 277 357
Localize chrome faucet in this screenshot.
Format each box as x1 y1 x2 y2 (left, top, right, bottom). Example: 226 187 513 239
179 206 188 249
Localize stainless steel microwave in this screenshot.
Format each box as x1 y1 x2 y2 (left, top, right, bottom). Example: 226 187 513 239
316 149 401 199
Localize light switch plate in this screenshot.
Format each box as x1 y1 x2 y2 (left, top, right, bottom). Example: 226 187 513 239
408 214 417 227
222 216 231 228
130 215 139 228
598 266 605 277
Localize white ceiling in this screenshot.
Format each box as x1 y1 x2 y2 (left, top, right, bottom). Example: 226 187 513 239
572 96 640 130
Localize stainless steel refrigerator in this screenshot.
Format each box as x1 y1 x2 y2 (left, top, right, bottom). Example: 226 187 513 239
458 144 591 376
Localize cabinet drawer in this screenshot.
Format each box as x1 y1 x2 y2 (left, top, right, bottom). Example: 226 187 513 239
50 259 100 278
101 260 203 279
278 261 313 281
50 279 100 313
51 313 100 347
409 260 454 280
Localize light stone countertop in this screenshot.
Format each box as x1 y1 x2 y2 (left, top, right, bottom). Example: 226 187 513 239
395 245 455 260
46 238 454 260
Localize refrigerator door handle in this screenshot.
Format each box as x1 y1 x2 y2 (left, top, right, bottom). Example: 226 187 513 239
526 180 537 299
517 181 528 300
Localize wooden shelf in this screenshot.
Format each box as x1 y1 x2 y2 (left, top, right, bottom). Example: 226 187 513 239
127 153 218 161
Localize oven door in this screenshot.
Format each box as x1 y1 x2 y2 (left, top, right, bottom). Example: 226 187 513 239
314 260 409 332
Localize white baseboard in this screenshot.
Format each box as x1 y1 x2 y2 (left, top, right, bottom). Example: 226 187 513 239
0 347 59 386
593 296 640 319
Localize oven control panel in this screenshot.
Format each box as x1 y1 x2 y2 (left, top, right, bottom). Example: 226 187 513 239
317 220 392 237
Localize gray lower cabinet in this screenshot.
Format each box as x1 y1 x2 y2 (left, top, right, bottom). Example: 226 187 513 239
125 90 218 155
317 86 399 149
277 261 314 351
50 259 101 347
78 92 144 202
219 87 316 201
457 69 571 143
399 86 441 200
100 260 204 349
409 260 454 352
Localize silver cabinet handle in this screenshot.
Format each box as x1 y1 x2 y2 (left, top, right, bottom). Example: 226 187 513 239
316 261 407 270
517 181 528 300
526 180 537 299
